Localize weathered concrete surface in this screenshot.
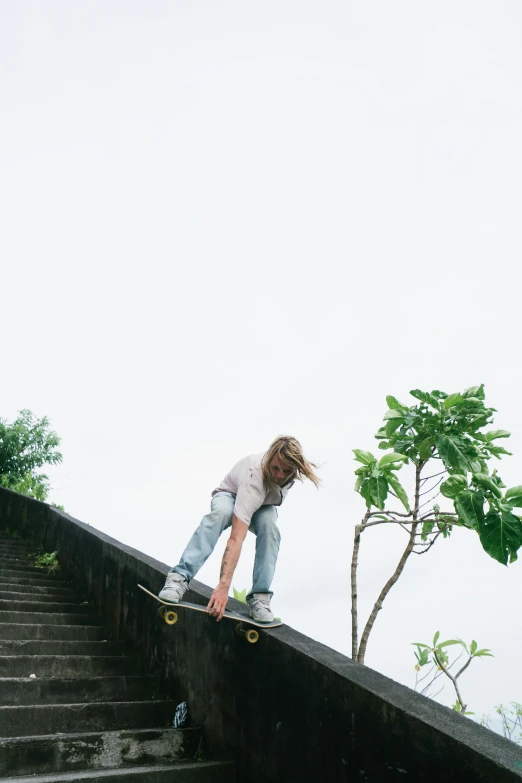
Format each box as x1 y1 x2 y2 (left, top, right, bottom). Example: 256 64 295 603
0 589 82 602
1 652 141 677
0 727 203 776
2 488 522 782
0 699 178 737
0 621 110 640
0 582 79 596
0 639 125 655
0 598 90 612
0 674 158 705
6 761 235 782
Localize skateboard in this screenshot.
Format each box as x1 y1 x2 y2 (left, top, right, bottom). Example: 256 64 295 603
138 584 282 644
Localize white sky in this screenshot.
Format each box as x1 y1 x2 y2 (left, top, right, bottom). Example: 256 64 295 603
2 1 521 731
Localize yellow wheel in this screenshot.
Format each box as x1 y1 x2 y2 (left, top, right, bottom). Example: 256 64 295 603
246 629 259 644
165 610 178 625
158 606 166 619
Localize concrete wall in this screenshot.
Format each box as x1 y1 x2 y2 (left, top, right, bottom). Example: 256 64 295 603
1 486 521 783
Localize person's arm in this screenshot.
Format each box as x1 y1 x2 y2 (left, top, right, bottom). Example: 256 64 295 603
207 514 249 621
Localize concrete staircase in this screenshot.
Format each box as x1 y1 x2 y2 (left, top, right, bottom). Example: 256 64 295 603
0 536 233 782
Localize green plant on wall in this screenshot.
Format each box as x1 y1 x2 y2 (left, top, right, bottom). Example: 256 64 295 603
33 551 60 574
351 385 522 663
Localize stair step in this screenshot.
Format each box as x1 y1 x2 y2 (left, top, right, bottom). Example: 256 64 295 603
0 540 33 549
0 611 101 625
0 654 141 678
0 590 82 603
0 569 70 585
0 599 89 613
0 760 234 782
0 547 33 555
0 563 62 576
0 582 79 598
0 556 34 565
0 700 178 737
0 574 72 588
0 639 125 656
0 623 111 641
0 674 159 706
0 726 202 776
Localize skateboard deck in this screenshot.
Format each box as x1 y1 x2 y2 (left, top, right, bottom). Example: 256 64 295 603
138 583 282 644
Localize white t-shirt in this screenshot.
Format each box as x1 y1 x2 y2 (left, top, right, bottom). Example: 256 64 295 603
213 453 294 526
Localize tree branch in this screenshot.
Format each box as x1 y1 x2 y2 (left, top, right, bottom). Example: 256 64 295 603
351 510 371 659
432 649 470 712
356 462 424 663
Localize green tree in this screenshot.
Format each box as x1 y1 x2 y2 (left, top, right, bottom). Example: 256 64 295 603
351 385 522 663
0 409 62 501
412 634 522 746
412 631 493 714
482 703 522 745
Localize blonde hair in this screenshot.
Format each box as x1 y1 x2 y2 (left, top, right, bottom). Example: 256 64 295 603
262 436 321 489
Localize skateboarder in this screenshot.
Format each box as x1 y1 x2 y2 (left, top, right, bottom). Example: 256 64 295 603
159 436 320 623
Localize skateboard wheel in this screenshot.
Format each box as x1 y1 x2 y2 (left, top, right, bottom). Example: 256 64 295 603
158 606 166 619
165 611 178 625
246 629 259 644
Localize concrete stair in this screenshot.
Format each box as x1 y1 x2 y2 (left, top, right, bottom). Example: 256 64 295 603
0 536 233 782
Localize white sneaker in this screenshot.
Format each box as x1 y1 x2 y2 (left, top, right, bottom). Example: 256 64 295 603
158 573 188 603
248 593 274 623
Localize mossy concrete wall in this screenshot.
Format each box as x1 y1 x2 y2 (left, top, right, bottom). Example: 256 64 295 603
1 486 521 783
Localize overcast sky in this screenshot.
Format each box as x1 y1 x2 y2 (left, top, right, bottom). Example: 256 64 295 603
2 1 521 730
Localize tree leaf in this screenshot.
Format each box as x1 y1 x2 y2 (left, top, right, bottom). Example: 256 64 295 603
383 409 404 420
463 384 485 400
386 395 406 411
485 430 510 441
440 475 467 499
473 473 502 498
435 434 470 471
385 418 403 437
443 393 463 409
232 587 247 604
378 452 408 470
478 509 522 566
353 449 376 466
487 445 513 458
387 473 410 512
433 630 440 647
504 486 522 507
437 639 461 647
359 479 373 509
369 476 388 510
418 437 434 461
455 491 485 530
409 389 441 409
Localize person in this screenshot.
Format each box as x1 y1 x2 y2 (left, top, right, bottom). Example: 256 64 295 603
159 436 320 623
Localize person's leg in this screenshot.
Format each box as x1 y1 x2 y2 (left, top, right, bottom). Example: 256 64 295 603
159 492 235 601
173 492 235 581
246 505 281 602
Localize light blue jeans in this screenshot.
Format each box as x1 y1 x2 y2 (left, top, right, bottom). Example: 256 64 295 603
170 491 281 600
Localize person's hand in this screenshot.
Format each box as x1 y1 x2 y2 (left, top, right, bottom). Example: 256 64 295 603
207 585 229 621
